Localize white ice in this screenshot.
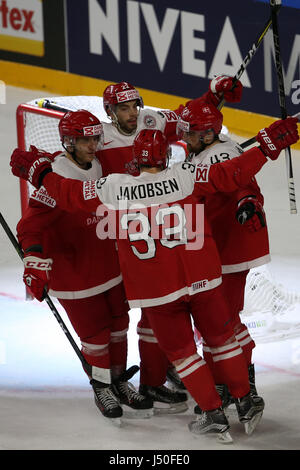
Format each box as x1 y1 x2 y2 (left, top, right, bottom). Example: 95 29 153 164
0 86 300 451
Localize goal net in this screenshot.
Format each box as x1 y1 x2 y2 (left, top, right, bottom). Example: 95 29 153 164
16 95 187 210
16 96 300 342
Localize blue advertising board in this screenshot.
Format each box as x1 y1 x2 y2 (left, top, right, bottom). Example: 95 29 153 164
64 0 300 117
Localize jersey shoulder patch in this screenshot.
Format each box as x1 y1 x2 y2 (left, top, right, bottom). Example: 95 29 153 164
195 164 210 183
83 180 98 200
143 114 157 128
30 186 56 208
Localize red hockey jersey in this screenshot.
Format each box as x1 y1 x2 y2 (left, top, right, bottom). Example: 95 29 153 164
39 147 268 307
188 135 270 272
17 153 122 299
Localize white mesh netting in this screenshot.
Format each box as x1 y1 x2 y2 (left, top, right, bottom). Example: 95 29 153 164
23 96 107 153
241 266 300 342
22 96 187 163
19 96 300 343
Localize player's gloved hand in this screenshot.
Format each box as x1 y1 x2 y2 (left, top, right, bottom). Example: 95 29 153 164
236 196 266 232
23 253 53 301
256 117 299 160
10 145 53 188
209 75 243 102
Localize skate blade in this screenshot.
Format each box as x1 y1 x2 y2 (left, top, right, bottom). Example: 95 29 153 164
244 411 263 435
188 421 233 444
122 407 154 419
153 401 188 415
217 431 233 444
104 416 123 427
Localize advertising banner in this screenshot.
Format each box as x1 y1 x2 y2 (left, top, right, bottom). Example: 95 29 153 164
0 0 44 56
66 0 300 117
0 0 66 70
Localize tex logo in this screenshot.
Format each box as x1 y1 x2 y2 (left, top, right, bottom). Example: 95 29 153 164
0 0 44 56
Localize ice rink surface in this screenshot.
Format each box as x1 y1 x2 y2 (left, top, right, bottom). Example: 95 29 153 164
0 86 300 452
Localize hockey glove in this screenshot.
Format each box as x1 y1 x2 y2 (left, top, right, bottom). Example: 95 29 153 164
210 75 243 103
256 117 299 160
10 145 53 188
23 253 53 301
236 196 266 232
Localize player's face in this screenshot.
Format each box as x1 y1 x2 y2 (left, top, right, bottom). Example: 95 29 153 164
74 136 99 165
182 129 215 154
115 100 139 133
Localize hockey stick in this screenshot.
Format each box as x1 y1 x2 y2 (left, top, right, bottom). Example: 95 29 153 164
35 99 73 113
270 0 297 214
0 211 92 376
217 14 273 110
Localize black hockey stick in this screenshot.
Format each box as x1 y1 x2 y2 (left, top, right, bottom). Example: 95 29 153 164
0 211 92 376
35 98 73 113
217 14 273 110
270 0 297 214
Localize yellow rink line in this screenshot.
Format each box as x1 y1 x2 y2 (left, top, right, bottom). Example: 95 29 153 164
1 60 299 148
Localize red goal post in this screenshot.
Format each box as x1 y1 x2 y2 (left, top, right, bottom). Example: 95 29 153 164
16 103 65 215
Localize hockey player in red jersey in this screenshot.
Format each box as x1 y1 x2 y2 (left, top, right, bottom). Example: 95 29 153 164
10 114 299 439
16 110 153 423
176 101 272 404
98 76 243 409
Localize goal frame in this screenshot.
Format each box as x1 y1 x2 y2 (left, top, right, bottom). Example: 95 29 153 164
16 103 65 213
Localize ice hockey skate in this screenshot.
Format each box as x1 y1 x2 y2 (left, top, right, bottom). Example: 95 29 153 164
113 365 154 419
139 383 188 415
189 407 233 444
194 383 233 415
90 379 123 427
248 363 260 398
235 393 265 435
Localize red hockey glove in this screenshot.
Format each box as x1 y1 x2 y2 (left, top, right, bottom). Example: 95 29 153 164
236 196 266 232
10 145 53 188
23 254 53 301
256 117 299 160
209 75 243 103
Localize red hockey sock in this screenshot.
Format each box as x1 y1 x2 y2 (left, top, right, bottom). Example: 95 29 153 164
234 323 255 366
176 354 221 411
208 339 250 398
138 337 169 386
109 329 128 378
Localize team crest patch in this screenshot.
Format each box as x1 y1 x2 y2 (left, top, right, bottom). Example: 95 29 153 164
83 180 97 200
143 114 156 128
195 164 210 183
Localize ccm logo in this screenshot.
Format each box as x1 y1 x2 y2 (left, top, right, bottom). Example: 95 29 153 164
259 129 277 151
0 0 35 32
